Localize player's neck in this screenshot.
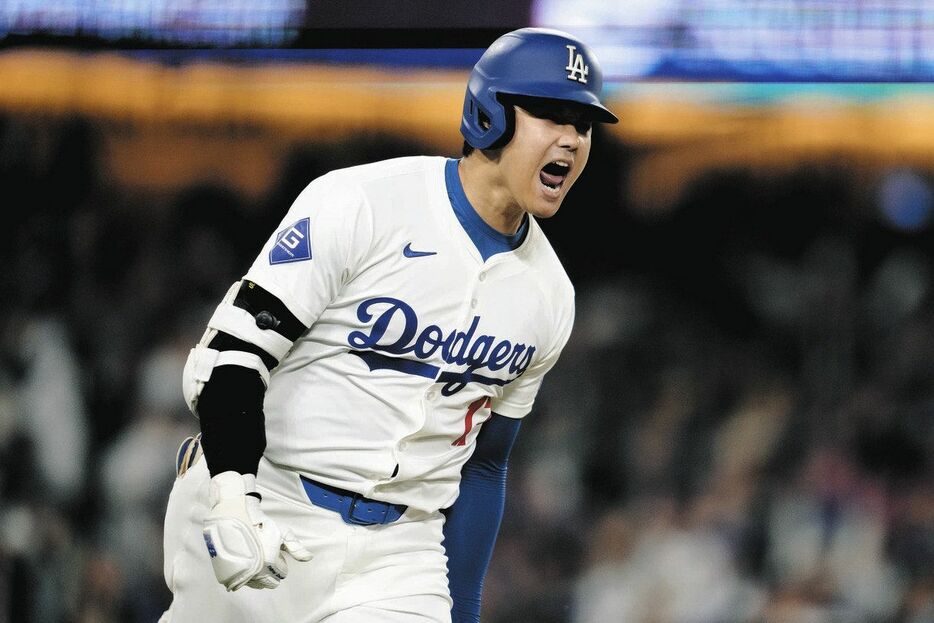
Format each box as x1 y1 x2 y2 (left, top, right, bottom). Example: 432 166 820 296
457 156 525 235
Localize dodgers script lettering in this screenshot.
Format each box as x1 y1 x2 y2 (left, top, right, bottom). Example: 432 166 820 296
347 297 536 393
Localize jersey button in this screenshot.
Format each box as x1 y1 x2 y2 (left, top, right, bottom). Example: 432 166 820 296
398 441 409 451
478 272 486 282
470 298 478 308
426 390 438 401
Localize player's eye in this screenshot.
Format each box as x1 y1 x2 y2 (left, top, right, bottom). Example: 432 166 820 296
515 101 592 134
573 120 592 135
549 113 591 135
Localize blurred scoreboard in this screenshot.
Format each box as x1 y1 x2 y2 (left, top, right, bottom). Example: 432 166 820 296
0 0 306 46
533 0 934 81
1 0 932 82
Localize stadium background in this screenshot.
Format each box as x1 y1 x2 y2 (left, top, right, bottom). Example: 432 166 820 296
0 1 931 621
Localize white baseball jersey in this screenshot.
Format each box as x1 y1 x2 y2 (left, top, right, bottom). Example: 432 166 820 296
240 156 574 512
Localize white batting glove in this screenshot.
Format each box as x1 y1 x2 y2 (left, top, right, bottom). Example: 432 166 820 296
202 471 313 591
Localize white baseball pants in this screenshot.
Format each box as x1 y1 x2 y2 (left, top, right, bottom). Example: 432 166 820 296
159 455 453 622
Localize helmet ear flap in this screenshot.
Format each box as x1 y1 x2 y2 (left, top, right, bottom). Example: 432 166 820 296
467 97 493 134
484 94 516 150
463 91 515 151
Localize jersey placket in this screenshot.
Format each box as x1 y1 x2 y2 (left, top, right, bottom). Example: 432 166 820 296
434 263 491 399
402 263 489 454
384 262 477 473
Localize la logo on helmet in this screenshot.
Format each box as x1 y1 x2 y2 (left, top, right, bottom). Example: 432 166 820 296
564 45 589 83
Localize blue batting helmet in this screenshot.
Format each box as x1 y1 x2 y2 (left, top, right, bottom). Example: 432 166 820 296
460 27 618 150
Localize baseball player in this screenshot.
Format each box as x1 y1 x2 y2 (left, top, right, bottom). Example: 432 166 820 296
160 27 617 623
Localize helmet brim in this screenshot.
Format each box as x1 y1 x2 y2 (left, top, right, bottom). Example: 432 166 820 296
498 91 619 125
588 104 619 125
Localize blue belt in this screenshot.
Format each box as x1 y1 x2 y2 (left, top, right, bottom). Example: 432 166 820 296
300 475 407 526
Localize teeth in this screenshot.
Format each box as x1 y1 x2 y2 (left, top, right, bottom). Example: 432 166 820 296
542 161 570 177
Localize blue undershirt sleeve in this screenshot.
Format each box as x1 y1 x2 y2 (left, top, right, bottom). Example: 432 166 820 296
443 413 522 623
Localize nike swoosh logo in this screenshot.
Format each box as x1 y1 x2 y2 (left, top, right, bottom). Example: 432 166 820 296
403 243 437 258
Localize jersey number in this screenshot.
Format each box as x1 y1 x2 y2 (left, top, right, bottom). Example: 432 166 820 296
452 397 491 446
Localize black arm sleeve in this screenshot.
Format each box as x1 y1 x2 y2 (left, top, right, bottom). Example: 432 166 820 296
196 364 267 476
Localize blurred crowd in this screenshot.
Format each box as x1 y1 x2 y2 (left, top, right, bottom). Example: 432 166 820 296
0 113 930 623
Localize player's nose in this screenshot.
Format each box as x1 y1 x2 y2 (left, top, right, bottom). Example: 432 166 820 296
555 123 582 151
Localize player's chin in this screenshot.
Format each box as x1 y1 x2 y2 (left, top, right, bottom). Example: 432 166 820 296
531 180 568 217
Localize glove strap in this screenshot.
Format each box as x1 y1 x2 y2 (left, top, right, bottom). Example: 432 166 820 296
210 471 257 506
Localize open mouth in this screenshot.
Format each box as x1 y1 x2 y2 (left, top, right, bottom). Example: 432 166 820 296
539 161 570 191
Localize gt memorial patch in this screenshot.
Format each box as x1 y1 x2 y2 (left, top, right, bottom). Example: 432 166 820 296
269 218 312 264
